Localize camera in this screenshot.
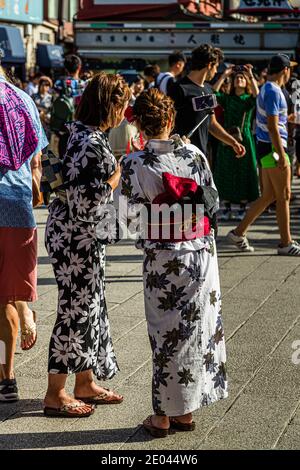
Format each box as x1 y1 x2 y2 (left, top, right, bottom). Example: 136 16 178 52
233 65 245 73
192 94 218 112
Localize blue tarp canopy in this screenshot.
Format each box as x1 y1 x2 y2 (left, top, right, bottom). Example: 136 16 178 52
0 26 25 64
36 44 64 69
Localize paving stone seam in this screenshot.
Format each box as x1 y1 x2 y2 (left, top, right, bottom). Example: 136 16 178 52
222 256 272 299
197 308 300 448
226 265 300 343
114 319 146 343
272 400 300 449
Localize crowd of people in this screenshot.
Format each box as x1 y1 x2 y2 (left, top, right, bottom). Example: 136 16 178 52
0 43 300 437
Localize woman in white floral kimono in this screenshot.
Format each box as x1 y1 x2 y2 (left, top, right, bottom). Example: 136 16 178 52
120 89 228 437
43 74 130 417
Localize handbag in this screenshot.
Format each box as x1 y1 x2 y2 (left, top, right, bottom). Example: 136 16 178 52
226 112 246 144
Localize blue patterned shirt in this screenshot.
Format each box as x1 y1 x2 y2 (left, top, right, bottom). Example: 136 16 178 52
0 77 48 228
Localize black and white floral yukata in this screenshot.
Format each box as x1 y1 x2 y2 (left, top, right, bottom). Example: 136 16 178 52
120 138 228 416
45 121 118 380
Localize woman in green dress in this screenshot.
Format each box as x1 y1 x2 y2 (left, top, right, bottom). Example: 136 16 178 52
213 65 260 220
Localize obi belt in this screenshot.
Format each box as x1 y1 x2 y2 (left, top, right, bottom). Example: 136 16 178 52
145 172 218 242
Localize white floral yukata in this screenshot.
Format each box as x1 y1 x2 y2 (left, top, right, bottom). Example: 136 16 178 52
45 122 118 379
121 138 228 416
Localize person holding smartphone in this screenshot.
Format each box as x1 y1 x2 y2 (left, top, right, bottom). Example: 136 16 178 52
227 54 300 255
212 64 259 221
169 44 246 158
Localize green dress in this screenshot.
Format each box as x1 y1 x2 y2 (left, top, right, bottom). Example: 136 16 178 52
213 93 259 204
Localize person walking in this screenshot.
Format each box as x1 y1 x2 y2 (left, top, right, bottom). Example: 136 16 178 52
51 55 86 158
0 67 48 402
120 89 228 437
156 51 186 96
170 44 246 158
213 65 259 220
227 54 300 255
43 73 130 417
32 76 53 140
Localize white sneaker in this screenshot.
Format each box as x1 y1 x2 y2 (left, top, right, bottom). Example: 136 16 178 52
278 241 300 256
226 230 254 252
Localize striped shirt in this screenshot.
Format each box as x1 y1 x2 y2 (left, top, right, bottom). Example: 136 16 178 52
256 81 288 148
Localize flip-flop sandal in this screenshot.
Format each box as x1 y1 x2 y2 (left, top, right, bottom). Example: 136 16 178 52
43 401 95 418
75 387 123 405
170 418 196 431
143 415 170 438
21 310 37 351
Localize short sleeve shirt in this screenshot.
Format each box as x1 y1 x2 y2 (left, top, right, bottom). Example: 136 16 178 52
0 78 48 228
256 81 288 147
170 78 213 155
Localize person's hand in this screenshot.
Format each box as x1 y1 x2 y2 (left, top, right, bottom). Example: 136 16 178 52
181 135 191 145
277 156 289 170
288 113 297 124
232 141 246 158
107 164 121 191
244 64 254 78
222 66 234 78
131 137 144 152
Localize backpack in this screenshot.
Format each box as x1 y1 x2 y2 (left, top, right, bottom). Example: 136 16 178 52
155 72 173 94
50 80 75 133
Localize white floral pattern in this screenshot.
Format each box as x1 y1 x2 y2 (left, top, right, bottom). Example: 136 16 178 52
120 138 228 416
45 122 119 379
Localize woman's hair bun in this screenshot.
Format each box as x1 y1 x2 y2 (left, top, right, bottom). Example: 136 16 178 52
133 88 175 138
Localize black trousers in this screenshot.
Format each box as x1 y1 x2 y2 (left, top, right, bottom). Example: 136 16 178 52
58 132 70 159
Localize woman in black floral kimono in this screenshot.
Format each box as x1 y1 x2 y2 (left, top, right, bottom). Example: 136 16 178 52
120 89 228 437
43 74 130 417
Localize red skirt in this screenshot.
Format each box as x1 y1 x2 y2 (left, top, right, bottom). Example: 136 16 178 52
0 227 37 304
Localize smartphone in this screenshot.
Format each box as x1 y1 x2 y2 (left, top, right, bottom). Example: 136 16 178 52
233 65 245 73
192 94 218 112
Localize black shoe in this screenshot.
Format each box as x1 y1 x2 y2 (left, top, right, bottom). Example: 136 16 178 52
0 378 19 402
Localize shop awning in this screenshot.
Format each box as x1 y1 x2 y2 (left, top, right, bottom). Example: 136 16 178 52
0 26 25 64
36 44 64 69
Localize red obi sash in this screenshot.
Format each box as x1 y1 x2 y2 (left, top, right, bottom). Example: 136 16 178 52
146 172 210 242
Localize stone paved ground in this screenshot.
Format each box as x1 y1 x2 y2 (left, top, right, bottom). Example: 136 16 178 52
0 181 300 450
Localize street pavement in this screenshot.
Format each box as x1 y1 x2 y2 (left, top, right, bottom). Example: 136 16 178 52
1 180 300 450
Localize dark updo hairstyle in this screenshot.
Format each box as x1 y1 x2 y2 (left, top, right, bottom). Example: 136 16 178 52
133 88 175 138
76 72 131 129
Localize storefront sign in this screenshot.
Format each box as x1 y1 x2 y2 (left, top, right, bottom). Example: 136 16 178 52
76 31 263 49
94 0 178 3
0 0 43 24
229 0 294 13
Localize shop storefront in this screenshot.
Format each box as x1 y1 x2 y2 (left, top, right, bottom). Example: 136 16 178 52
0 24 25 78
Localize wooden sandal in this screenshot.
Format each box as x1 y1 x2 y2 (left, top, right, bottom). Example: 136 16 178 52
43 401 95 418
170 417 196 431
143 415 170 438
75 387 123 405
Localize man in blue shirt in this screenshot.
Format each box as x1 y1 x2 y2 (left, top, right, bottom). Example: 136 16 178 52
228 54 300 256
0 73 48 402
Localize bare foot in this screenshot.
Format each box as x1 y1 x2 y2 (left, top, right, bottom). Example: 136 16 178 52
74 382 123 402
44 391 93 415
149 415 170 430
20 309 37 350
